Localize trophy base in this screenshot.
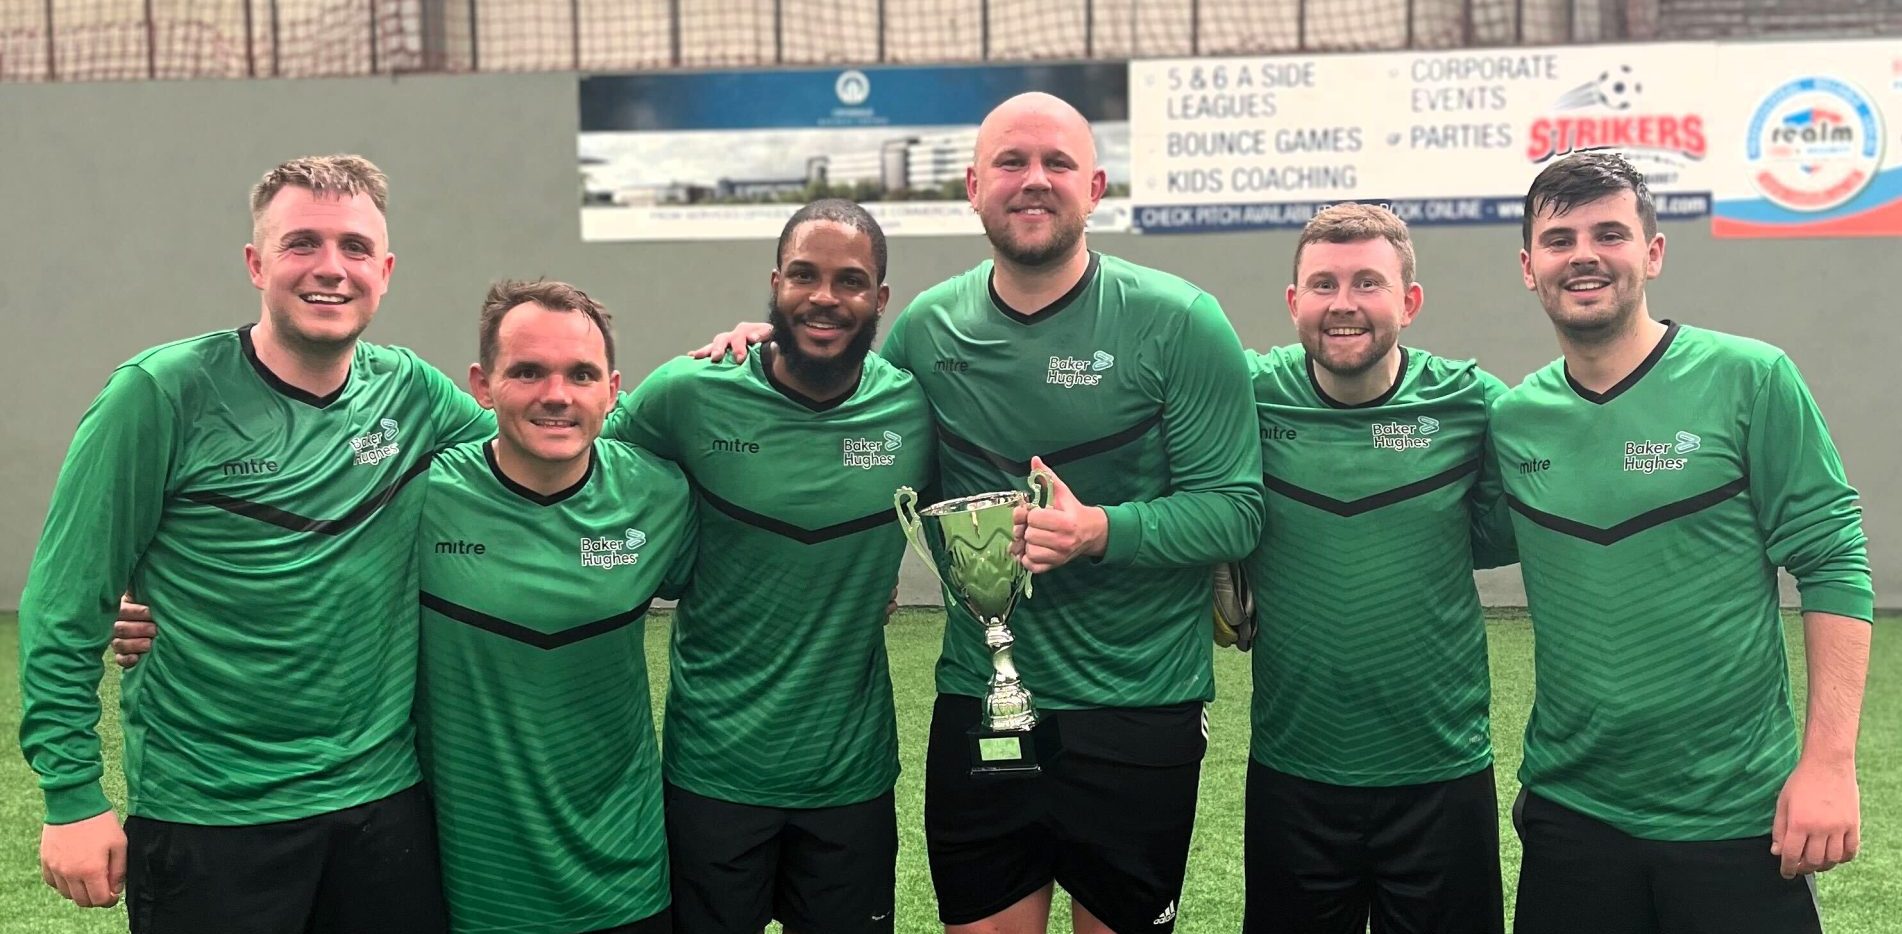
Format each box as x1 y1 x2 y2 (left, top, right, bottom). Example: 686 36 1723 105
968 725 1041 778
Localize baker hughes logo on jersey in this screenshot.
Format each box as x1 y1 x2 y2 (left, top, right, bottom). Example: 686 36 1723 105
1624 430 1700 473
349 418 401 466
1370 415 1440 451
843 431 903 469
1047 351 1114 388
580 527 646 570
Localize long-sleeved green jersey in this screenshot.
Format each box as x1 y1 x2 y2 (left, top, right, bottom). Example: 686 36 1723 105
1492 321 1872 840
880 251 1265 710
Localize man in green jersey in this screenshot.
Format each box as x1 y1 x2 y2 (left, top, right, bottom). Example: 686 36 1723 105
21 155 489 932
697 93 1264 934
416 279 694 934
1496 152 1872 933
1240 203 1514 934
615 200 933 934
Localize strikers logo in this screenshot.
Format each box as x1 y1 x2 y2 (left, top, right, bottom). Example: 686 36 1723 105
1744 76 1884 213
1525 64 1706 180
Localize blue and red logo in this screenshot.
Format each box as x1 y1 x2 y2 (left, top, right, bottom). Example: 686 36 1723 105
1745 77 1884 212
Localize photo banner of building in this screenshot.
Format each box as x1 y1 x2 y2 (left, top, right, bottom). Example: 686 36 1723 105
1711 38 1902 239
579 63 1132 241
1126 43 1718 233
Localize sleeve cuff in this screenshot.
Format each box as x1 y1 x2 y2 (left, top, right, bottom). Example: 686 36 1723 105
44 783 113 826
1099 504 1140 566
1798 581 1876 624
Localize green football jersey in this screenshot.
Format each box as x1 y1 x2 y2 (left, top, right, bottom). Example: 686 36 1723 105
416 440 694 934
880 252 1264 710
612 350 934 807
1492 321 1872 841
19 325 490 825
1245 345 1512 786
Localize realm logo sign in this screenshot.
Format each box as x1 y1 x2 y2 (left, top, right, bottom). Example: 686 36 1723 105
843 431 902 469
580 527 645 570
1048 351 1113 388
1624 430 1699 473
349 417 401 466
1745 76 1884 213
1370 415 1438 451
1526 64 1706 188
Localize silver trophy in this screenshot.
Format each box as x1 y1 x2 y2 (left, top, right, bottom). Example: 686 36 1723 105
895 476 1051 776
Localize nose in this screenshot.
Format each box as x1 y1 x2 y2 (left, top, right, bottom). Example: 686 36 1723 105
312 242 346 283
539 375 575 407
809 282 840 307
1022 161 1051 191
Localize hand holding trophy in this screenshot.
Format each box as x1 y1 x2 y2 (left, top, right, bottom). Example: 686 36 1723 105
895 474 1052 778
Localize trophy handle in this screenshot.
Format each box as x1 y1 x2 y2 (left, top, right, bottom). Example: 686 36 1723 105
1019 469 1056 600
894 487 951 593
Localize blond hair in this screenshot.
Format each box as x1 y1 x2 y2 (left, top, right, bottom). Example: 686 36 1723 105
249 154 389 240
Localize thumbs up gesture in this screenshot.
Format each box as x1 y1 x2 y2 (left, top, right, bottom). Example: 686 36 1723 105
1014 455 1110 574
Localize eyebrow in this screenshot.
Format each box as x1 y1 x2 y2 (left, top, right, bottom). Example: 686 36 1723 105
277 228 376 245
786 259 872 278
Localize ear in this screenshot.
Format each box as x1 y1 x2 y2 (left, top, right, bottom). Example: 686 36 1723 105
608 370 622 397
1285 283 1299 324
966 165 979 208
1646 233 1665 280
245 243 265 290
1519 249 1536 291
876 283 891 316
1400 282 1424 328
770 266 781 291
1088 167 1108 206
377 251 396 294
468 362 496 410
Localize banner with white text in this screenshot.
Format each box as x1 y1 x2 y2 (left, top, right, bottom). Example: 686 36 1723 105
579 63 1131 241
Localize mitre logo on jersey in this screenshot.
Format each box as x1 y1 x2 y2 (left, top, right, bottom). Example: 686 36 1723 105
579 527 644 570
843 431 901 469
1370 417 1433 451
348 417 401 466
1047 351 1112 388
1623 430 1698 473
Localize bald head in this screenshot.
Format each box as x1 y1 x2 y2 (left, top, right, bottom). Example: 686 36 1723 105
975 92 1097 168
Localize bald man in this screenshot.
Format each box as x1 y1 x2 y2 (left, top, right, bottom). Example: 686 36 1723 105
701 91 1264 934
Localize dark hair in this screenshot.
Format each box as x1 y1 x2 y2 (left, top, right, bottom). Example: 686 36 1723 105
1521 151 1657 248
478 279 615 370
776 198 888 283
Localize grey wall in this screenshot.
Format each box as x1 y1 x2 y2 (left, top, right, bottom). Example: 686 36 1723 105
2 72 1893 609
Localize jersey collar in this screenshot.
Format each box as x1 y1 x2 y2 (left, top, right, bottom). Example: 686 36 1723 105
484 440 598 506
987 251 1100 325
239 324 349 409
1308 346 1410 409
758 344 859 413
1564 319 1680 405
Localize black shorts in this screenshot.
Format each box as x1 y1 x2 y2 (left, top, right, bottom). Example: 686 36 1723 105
1512 790 1823 934
664 783 896 934
1243 761 1503 934
124 783 446 934
923 693 1206 933
585 911 671 934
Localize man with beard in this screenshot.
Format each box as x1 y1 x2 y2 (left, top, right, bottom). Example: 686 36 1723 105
1495 152 1871 934
1238 203 1514 933
21 155 489 931
415 279 695 934
697 93 1263 934
613 199 934 934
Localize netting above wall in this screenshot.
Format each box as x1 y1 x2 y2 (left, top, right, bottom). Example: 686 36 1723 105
1 0 1897 82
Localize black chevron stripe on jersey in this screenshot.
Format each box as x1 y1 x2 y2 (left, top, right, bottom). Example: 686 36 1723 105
693 484 897 544
1506 477 1749 545
182 457 436 535
1265 460 1480 517
419 591 655 649
938 409 1164 475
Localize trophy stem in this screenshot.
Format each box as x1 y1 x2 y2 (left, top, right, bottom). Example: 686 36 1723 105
981 616 1038 733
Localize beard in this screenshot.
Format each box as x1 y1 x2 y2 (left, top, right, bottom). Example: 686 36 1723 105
767 297 879 391
1302 321 1398 379
983 207 1088 268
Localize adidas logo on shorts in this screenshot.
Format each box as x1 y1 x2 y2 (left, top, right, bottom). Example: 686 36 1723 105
1153 899 1177 925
